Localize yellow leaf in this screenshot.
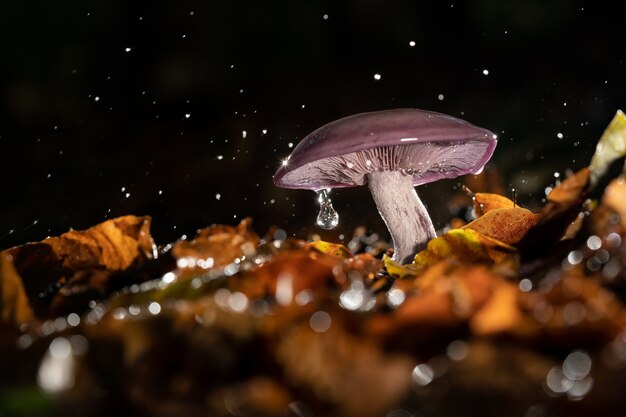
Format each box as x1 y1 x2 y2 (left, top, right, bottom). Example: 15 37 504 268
382 254 420 279
305 241 352 258
414 229 516 268
589 109 626 187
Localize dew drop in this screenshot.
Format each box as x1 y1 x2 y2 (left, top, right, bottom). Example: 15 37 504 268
315 189 339 230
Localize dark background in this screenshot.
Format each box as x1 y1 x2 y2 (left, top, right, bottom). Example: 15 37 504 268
1 0 624 249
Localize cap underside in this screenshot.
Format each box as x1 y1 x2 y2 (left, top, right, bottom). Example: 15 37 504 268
277 139 492 190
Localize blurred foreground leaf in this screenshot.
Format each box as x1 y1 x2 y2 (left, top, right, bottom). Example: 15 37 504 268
0 253 33 326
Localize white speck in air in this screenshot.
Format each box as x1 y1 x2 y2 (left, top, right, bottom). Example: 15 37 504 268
373 73 382 80
242 130 247 138
557 132 564 139
438 94 444 101
94 96 100 102
185 113 191 119
125 47 132 52
409 41 416 47
216 193 221 200
482 69 489 75
322 14 329 20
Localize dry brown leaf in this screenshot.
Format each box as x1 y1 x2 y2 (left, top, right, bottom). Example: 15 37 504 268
547 168 590 205
172 217 259 269
0 253 34 326
45 215 155 271
462 207 538 245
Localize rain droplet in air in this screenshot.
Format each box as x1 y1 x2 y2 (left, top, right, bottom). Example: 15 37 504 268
315 189 339 230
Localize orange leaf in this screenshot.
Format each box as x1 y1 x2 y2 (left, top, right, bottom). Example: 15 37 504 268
173 217 260 270
473 192 515 216
45 215 156 271
603 177 626 228
547 168 590 205
462 207 538 245
0 253 34 326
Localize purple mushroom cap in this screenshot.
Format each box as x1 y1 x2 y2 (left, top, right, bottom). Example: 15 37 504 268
274 108 497 190
273 108 498 264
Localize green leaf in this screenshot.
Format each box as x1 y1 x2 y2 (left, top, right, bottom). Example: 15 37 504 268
589 110 626 187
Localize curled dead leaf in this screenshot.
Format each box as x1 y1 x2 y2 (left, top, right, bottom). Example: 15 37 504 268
463 186 515 216
47 215 155 271
172 217 259 270
547 168 590 205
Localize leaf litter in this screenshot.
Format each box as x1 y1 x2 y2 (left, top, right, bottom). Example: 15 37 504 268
2 112 626 416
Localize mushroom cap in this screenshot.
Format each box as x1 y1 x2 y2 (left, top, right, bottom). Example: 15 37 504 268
273 108 497 190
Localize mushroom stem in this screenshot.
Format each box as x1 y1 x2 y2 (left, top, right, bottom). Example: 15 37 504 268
367 170 436 264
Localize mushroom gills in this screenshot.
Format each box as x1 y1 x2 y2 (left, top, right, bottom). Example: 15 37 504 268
367 170 436 264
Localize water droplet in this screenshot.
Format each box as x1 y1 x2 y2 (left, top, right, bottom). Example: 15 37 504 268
315 189 339 230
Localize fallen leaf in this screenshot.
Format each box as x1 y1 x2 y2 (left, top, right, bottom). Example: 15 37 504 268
0 253 34 326
414 229 517 269
45 215 155 271
368 263 504 344
547 168 590 205
172 217 259 270
589 109 626 188
463 186 515 216
470 282 529 336
462 207 538 244
276 322 412 417
305 241 352 258
603 177 626 229
233 251 339 303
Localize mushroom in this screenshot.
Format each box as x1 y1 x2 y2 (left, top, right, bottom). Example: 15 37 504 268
273 109 497 263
